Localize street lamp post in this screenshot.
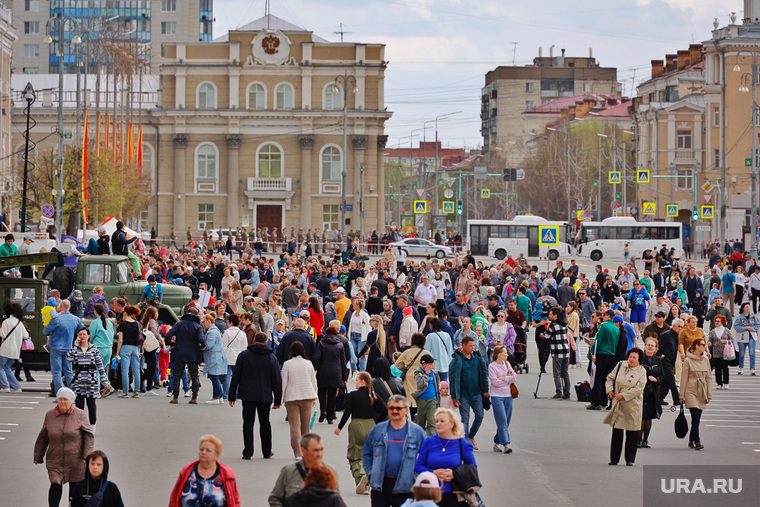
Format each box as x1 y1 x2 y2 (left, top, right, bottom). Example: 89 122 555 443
21 83 36 234
738 47 759 259
335 73 357 243
548 126 572 225
44 15 81 241
597 133 608 220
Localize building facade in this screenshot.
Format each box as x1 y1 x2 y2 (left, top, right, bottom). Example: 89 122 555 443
0 3 18 224
151 15 391 235
481 48 619 161
6 0 213 74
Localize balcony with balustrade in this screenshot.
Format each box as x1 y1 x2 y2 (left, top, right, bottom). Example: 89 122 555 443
245 177 295 210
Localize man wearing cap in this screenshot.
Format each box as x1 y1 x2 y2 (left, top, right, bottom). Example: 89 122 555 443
587 310 620 410
412 354 440 436
66 290 84 319
43 299 84 394
486 295 502 320
275 319 315 365
334 287 351 323
16 235 34 278
643 312 670 342
645 292 670 325
243 296 267 333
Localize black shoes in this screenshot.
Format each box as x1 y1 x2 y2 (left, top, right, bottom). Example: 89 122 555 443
626 462 634 466
586 404 602 410
551 394 563 399
319 414 326 423
264 452 274 459
242 456 251 460
562 394 571 400
641 441 651 449
608 461 618 466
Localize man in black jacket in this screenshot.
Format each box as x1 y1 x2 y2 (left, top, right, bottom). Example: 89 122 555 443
165 307 207 404
229 332 282 460
657 318 681 406
276 318 316 365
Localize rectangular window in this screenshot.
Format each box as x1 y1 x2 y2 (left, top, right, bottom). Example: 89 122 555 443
161 22 177 35
676 130 692 149
677 169 694 190
714 148 720 168
24 21 39 34
24 67 40 74
665 85 679 102
200 0 213 10
525 82 534 93
525 101 534 110
198 204 214 230
582 83 591 93
161 0 177 11
24 0 40 12
85 264 112 284
24 45 39 58
323 205 339 231
139 211 149 232
713 106 720 127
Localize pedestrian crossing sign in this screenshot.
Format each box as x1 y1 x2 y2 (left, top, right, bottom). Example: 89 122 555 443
608 171 621 184
538 226 559 247
642 202 656 215
442 201 455 214
637 169 650 183
700 205 714 219
666 204 678 217
481 189 491 198
414 200 428 214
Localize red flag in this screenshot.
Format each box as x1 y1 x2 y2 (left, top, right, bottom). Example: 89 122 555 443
137 125 143 177
82 112 89 223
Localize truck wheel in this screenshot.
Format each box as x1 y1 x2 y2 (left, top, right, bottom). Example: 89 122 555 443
548 250 559 261
495 249 506 260
590 250 603 261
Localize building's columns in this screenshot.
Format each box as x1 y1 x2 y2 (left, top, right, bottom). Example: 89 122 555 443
351 135 368 234
173 134 188 231
377 135 388 231
227 134 242 227
299 134 315 229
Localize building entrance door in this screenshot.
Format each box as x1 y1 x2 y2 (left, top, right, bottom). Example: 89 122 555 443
256 205 283 233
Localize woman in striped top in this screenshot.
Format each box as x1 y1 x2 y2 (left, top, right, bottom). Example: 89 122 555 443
67 328 109 433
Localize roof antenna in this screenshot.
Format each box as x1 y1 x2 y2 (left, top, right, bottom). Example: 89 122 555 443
333 23 353 43
511 42 518 65
265 0 271 29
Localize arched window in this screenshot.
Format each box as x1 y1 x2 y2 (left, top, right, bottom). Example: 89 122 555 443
324 83 342 110
197 82 216 109
321 145 342 181
247 83 266 109
257 143 282 178
195 143 218 191
275 83 293 110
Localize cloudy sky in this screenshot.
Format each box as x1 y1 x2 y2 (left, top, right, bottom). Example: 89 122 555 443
213 0 738 150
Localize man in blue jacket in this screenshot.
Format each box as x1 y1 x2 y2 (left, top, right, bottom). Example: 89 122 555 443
43 299 84 393
363 394 426 506
229 332 282 460
448 335 489 451
166 307 206 404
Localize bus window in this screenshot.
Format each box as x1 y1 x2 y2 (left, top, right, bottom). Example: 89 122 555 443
668 227 680 239
510 226 527 238
491 226 509 238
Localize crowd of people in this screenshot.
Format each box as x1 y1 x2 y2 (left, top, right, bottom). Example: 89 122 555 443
3 224 757 505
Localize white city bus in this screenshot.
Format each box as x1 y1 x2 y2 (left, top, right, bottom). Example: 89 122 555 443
576 217 684 261
467 217 572 260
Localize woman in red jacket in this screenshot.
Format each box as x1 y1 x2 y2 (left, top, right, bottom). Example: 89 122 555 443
169 434 240 507
308 296 325 342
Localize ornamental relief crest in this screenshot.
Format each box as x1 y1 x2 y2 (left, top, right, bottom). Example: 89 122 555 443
248 29 294 66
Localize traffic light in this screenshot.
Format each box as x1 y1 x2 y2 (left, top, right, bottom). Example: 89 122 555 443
692 209 699 220
503 168 517 181
457 200 463 215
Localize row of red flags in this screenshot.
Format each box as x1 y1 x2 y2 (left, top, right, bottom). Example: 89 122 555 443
81 112 143 223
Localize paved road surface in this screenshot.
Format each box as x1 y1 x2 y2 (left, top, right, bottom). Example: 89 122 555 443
2 337 757 506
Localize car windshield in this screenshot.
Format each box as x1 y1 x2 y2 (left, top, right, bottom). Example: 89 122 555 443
116 262 131 283
4 287 36 313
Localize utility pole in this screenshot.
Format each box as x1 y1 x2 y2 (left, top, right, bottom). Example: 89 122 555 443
359 162 365 244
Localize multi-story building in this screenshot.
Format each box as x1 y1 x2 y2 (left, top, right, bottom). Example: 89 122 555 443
481 48 619 160
6 0 213 74
149 14 391 235
0 3 18 226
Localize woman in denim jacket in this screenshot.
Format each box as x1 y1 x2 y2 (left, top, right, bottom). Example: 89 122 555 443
733 302 758 375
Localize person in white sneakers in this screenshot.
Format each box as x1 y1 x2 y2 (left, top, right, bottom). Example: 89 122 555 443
733 302 758 376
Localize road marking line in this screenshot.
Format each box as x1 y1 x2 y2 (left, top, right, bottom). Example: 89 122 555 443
705 424 760 428
0 407 32 410
703 409 760 412
702 420 760 423
0 396 45 399
0 401 39 404
0 423 18 426
741 442 760 444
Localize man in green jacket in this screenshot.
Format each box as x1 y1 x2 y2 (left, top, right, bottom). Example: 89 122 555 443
448 336 489 450
705 296 733 330
587 310 620 410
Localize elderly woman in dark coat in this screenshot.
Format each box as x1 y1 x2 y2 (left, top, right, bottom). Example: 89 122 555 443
34 387 94 507
312 327 348 424
639 336 665 449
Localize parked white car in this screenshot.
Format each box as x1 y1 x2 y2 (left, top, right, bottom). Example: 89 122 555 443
389 238 452 258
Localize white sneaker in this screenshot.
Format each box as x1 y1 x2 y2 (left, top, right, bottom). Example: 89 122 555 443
752 370 757 376
724 384 729 390
468 437 479 450
145 390 159 396
10 388 22 393
184 391 192 397
0 388 10 393
91 424 96 434
492 444 504 453
205 399 221 404
503 445 513 454
738 369 743 375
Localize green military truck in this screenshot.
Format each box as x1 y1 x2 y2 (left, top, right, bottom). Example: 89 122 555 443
0 253 191 370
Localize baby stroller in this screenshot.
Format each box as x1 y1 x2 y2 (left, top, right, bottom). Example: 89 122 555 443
508 326 528 374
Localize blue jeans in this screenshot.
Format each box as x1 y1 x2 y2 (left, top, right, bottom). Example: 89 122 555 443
0 356 21 390
167 367 189 394
350 333 366 372
737 339 757 370
223 365 234 399
458 394 484 439
97 347 112 389
209 374 224 399
491 396 513 445
438 372 448 382
50 347 73 394
120 345 140 394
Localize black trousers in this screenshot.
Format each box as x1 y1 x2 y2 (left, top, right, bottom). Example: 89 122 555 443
659 363 679 404
689 408 702 443
369 477 412 507
142 350 157 391
172 362 200 399
318 385 338 421
592 354 616 407
75 395 97 425
713 357 730 386
610 428 640 464
535 333 550 372
752 288 760 314
48 482 71 507
241 400 272 458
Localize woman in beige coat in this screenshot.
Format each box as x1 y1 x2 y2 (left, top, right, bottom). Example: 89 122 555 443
34 387 94 507
679 338 713 450
394 332 427 411
603 348 647 466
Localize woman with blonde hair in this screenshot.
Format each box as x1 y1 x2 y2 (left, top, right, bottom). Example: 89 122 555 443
358 315 387 374
169 435 240 507
229 280 243 313
678 315 706 380
680 338 712 450
415 408 476 506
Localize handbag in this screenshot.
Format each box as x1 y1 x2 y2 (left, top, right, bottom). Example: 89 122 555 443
135 322 146 348
674 404 689 439
142 330 160 353
21 338 35 352
723 341 736 362
335 385 348 412
401 348 424 383
510 383 519 399
451 438 482 491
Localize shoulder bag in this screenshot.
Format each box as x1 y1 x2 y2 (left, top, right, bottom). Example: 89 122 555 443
0 320 21 346
401 348 424 383
674 404 689 439
451 438 483 493
83 480 110 507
